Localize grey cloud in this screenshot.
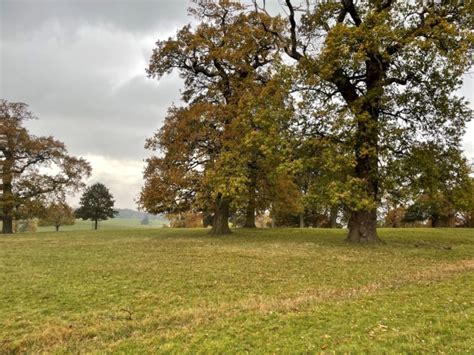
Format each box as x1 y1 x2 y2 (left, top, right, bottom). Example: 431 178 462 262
1 0 190 39
1 17 183 159
22 73 183 159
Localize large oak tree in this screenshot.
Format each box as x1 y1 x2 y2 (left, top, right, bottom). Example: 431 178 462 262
0 100 92 234
142 1 293 234
256 0 473 242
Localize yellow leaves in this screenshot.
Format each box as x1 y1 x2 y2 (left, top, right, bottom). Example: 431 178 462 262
327 177 377 211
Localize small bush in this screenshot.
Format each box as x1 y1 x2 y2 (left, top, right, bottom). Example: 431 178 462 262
13 219 38 233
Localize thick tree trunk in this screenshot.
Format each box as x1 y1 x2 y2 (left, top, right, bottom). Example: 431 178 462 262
335 53 385 243
210 195 231 235
346 114 382 242
243 200 256 228
94 219 98 230
243 173 257 228
55 225 60 232
447 213 456 228
299 213 304 228
1 152 15 234
329 206 338 228
431 215 447 228
345 123 381 243
2 215 13 234
346 210 381 243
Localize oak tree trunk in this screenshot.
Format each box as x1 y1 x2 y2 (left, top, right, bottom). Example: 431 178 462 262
329 206 338 228
347 209 381 243
270 205 276 228
2 215 13 234
299 213 304 228
344 56 384 243
243 174 257 228
447 213 456 227
1 154 15 234
55 225 60 232
94 219 98 230
210 195 231 235
431 215 448 228
345 135 381 242
243 199 256 228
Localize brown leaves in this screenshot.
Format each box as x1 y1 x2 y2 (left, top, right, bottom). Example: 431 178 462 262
1 100 92 228
142 2 292 217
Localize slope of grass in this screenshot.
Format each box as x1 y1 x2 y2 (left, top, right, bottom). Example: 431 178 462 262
0 228 473 352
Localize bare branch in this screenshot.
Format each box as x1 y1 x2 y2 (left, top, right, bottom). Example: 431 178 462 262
338 0 362 26
284 0 303 60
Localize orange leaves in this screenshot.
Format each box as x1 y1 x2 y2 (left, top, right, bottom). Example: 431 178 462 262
142 1 293 217
1 100 92 226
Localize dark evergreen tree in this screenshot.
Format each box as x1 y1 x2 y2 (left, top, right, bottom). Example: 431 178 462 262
75 183 118 230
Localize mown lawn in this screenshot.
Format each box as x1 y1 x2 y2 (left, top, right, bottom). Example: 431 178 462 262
0 228 473 353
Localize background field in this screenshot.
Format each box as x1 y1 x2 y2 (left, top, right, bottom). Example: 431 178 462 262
37 218 168 233
1 228 473 353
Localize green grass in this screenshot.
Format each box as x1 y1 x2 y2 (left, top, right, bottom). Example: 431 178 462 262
36 218 168 232
0 228 473 353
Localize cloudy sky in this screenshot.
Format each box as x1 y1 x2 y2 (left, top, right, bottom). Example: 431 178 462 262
1 0 473 209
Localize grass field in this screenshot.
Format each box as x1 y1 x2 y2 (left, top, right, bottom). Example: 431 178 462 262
36 218 168 233
1 228 473 353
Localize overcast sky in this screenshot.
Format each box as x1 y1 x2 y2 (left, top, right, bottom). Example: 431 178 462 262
1 0 473 209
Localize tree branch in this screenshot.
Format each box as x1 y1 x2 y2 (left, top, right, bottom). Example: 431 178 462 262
284 0 304 60
338 0 362 26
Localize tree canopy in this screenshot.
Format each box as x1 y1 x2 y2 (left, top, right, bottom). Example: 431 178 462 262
252 0 473 241
75 183 118 230
0 100 92 234
140 1 473 240
141 1 296 234
38 201 75 232
396 143 472 227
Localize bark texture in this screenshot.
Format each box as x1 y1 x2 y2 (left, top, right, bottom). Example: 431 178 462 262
210 195 231 235
330 206 338 228
243 174 257 228
299 213 304 228
243 204 256 228
2 216 13 234
346 210 381 243
342 55 383 243
1 152 14 234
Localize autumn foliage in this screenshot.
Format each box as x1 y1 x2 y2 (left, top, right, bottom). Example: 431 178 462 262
140 1 473 240
0 100 92 234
